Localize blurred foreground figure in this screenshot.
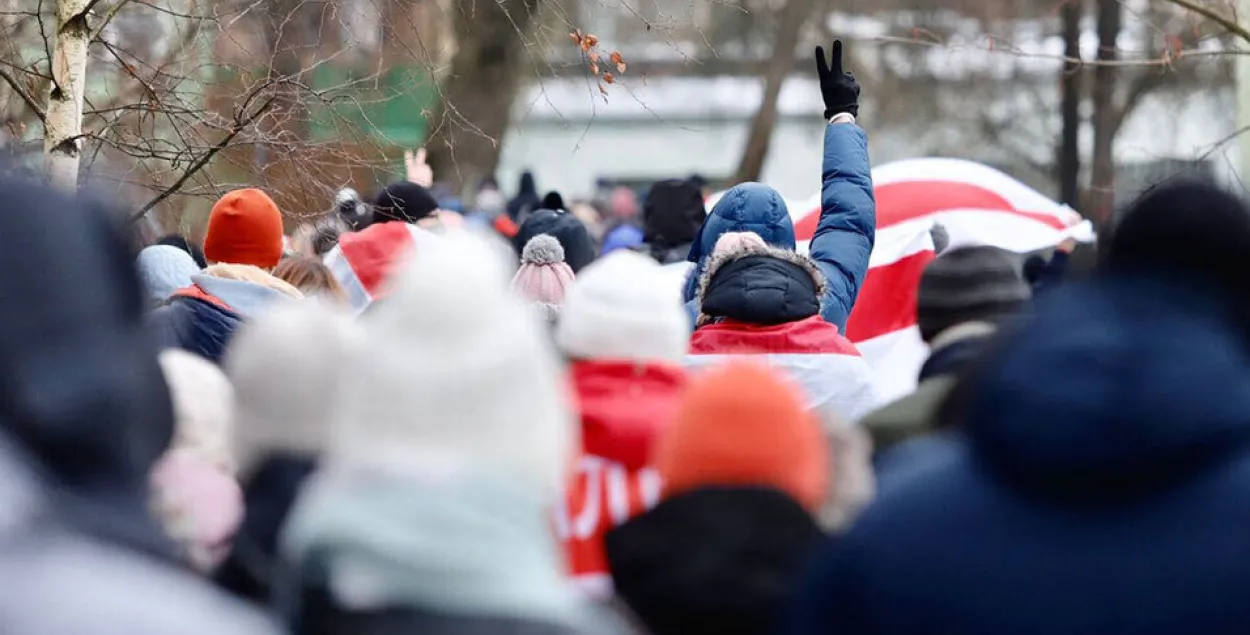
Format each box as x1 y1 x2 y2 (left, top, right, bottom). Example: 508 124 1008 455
788 181 1250 635
282 232 613 635
0 179 276 634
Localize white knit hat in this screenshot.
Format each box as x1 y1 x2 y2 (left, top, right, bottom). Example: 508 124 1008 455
224 299 359 475
556 250 691 365
158 349 235 472
331 231 577 502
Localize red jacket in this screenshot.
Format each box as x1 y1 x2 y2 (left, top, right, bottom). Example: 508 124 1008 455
555 360 686 596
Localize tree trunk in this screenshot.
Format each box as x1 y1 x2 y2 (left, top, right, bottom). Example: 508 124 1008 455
44 0 92 190
1089 0 1121 222
424 0 541 192
1058 0 1083 208
733 0 817 184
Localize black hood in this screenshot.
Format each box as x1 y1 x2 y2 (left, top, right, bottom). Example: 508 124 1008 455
699 253 822 326
0 180 175 548
507 172 542 221
643 179 705 249
606 488 824 635
372 181 439 224
513 209 596 273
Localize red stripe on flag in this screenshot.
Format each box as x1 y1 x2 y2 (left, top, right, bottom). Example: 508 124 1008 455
336 221 416 299
845 249 935 343
793 180 1068 241
690 315 861 356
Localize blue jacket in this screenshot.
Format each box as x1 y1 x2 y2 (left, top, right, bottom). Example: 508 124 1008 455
684 123 874 331
788 277 1250 635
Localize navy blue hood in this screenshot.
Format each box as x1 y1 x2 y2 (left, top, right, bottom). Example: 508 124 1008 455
684 183 795 303
960 276 1250 493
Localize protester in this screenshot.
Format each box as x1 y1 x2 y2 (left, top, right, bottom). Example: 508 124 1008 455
608 362 828 635
0 178 277 633
514 207 598 273
215 300 355 605
151 350 243 574
600 223 644 256
149 190 304 363
554 250 691 596
372 180 440 227
685 232 880 423
683 40 874 334
570 200 605 240
137 244 200 308
467 180 518 238
639 178 706 264
274 255 349 305
511 234 576 324
860 245 1030 457
787 181 1250 635
508 170 542 222
336 187 370 231
282 232 607 635
158 233 209 268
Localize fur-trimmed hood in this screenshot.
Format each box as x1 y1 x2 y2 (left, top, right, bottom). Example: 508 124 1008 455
695 239 829 327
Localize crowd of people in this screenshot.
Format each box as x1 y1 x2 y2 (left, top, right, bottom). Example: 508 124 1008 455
8 39 1250 635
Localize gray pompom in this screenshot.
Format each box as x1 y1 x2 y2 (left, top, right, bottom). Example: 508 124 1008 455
521 234 566 265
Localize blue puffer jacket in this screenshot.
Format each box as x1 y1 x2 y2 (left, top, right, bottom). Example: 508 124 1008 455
684 123 874 331
787 276 1250 635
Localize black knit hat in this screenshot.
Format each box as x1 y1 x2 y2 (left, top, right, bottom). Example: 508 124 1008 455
917 246 1030 342
371 181 439 224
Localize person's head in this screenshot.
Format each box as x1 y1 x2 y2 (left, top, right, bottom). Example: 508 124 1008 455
225 300 356 476
610 186 640 221
203 188 285 269
371 181 439 225
1102 180 1250 310
656 361 829 512
541 190 566 212
685 183 795 305
333 232 577 502
136 244 199 308
513 209 597 273
274 255 348 305
157 233 208 268
310 216 348 257
917 245 1030 343
643 178 706 249
336 187 370 231
695 231 824 328
557 250 690 365
475 188 507 219
510 235 575 319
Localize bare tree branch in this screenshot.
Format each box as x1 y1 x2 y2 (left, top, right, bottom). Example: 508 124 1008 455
0 65 46 121
1159 0 1250 44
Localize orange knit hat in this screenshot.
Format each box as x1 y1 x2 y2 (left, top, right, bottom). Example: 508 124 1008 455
203 189 284 268
655 361 829 512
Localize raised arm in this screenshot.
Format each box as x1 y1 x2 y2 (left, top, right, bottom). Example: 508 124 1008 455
810 41 876 332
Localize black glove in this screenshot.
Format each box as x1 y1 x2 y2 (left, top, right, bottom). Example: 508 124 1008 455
815 40 860 120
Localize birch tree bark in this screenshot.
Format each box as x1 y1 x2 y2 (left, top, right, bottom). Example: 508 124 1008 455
44 0 93 190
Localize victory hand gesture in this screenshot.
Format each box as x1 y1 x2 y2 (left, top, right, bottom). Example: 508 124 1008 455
405 147 434 188
815 40 860 120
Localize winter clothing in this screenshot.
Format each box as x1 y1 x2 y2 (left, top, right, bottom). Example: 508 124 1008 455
149 266 303 364
283 232 595 635
0 179 276 633
789 276 1250 635
158 233 208 268
508 171 542 221
860 322 996 456
542 191 567 212
514 209 597 273
686 235 880 423
372 181 439 224
137 244 199 308
149 448 243 572
323 220 441 313
658 362 828 512
559 360 685 596
641 179 705 264
511 235 576 317
608 488 825 635
204 188 285 269
158 349 235 471
606 362 827 635
601 223 644 256
1024 248 1070 295
916 246 1029 342
815 40 860 119
557 250 691 366
684 122 874 332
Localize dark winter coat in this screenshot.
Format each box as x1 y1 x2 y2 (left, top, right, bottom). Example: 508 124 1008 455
788 276 1250 635
608 488 824 635
508 172 542 221
683 123 875 332
150 296 242 364
514 209 597 273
